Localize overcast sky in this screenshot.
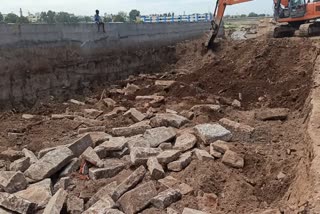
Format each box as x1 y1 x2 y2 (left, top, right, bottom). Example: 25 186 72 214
2 0 273 16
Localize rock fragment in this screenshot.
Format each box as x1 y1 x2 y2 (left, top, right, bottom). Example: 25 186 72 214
219 118 254 141
174 133 197 152
182 208 208 214
130 147 161 165
111 166 146 201
59 158 80 177
68 134 93 157
255 108 289 121
157 150 181 165
124 108 146 122
0 171 28 193
9 157 30 172
150 113 189 128
81 147 104 168
67 195 84 214
0 192 36 214
86 181 117 209
194 149 214 161
144 127 176 147
24 147 74 181
210 140 230 154
22 148 37 164
147 157 165 180
89 162 125 180
167 152 192 172
43 188 68 214
151 188 182 209
194 124 232 145
118 181 157 214
222 150 244 168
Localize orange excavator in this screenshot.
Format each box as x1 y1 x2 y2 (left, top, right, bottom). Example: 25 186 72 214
206 0 320 47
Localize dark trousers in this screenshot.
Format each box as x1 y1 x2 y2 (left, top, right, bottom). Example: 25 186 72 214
96 22 105 32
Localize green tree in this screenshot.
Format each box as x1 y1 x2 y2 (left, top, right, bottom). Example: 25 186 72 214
56 12 71 23
240 14 247 18
129 9 140 22
0 12 3 22
104 16 112 23
113 11 127 22
248 12 258 17
84 16 92 23
4 13 19 23
70 15 79 23
40 11 56 24
18 16 29 23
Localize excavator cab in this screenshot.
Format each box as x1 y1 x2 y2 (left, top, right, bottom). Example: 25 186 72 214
290 0 307 18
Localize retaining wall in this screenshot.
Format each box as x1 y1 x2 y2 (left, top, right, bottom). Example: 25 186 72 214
0 22 209 49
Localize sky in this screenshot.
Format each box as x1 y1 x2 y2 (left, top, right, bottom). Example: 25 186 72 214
1 0 273 16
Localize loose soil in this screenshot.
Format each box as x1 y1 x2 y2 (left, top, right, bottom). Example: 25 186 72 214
0 36 318 214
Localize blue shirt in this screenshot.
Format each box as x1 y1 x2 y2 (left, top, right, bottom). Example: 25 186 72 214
94 14 101 23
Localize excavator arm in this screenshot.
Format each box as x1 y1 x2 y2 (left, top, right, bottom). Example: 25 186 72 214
205 0 253 47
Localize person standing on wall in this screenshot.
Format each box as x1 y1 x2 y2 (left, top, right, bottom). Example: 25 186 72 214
94 10 106 33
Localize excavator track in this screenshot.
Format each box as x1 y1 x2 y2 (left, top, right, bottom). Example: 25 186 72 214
273 25 296 38
297 23 320 37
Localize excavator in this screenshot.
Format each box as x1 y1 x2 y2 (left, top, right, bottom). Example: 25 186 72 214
206 0 320 47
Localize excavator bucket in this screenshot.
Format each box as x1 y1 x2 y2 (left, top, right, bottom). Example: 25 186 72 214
205 20 220 48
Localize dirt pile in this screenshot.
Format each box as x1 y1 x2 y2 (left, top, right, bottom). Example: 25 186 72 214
0 37 317 214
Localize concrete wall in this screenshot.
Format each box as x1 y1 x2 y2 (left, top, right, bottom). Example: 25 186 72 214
0 22 209 49
0 22 209 109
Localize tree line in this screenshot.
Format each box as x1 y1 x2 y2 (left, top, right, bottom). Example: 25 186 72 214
0 9 141 24
0 10 270 24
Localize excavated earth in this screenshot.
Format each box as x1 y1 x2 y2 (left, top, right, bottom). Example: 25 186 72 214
0 36 320 214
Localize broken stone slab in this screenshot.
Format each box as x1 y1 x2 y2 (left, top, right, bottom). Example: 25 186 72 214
219 118 254 141
159 143 173 150
83 109 103 119
194 124 232 145
180 110 195 120
104 107 128 119
194 149 214 161
190 104 221 113
209 145 222 159
22 114 35 120
255 108 289 121
103 98 117 107
178 183 194 195
232 99 241 108
22 149 37 164
210 140 230 154
83 195 116 214
43 188 68 214
118 181 157 214
74 116 104 127
104 209 125 214
0 207 14 214
86 181 117 210
59 158 80 177
157 150 181 165
149 96 166 108
144 127 177 148
124 108 146 123
0 171 28 193
81 147 104 168
182 208 208 214
89 162 126 180
0 149 24 162
158 176 193 195
67 195 84 214
150 113 189 129
166 109 178 114
155 80 176 87
15 178 52 208
123 84 140 96
130 147 162 165
167 152 192 172
111 166 146 201
37 147 59 159
68 134 93 157
96 138 128 158
0 192 37 214
9 157 30 172
112 122 151 137
24 147 74 182
78 126 106 134
135 95 165 101
222 150 244 169
127 135 151 150
147 157 165 180
70 99 85 105
51 114 75 120
151 188 182 209
53 177 70 194
88 132 112 147
174 133 197 152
